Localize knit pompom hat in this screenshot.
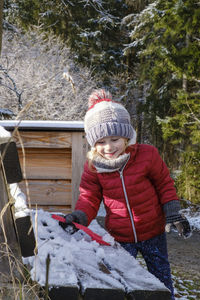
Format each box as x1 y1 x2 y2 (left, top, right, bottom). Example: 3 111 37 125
84 89 137 147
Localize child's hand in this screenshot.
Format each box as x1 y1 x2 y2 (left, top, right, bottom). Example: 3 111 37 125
59 219 78 234
52 211 87 233
65 212 79 225
165 215 192 239
65 210 88 226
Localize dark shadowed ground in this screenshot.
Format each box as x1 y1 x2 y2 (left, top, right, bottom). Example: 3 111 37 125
167 231 200 280
167 231 200 299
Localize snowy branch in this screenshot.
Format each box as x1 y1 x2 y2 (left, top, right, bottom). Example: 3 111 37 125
0 28 97 120
0 64 23 110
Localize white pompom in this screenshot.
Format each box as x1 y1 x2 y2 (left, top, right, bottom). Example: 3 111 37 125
88 89 112 108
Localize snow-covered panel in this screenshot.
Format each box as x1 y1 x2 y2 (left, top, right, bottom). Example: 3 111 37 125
0 120 84 131
90 221 168 292
23 210 168 294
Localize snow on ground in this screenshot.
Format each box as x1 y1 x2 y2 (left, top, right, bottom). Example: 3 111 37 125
180 207 200 232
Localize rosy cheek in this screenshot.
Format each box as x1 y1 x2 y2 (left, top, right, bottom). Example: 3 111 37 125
96 146 103 153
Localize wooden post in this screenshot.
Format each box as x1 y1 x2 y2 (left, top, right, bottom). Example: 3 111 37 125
0 167 22 283
71 132 88 211
0 0 3 56
0 141 24 282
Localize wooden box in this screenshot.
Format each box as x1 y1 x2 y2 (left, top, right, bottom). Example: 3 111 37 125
0 120 88 213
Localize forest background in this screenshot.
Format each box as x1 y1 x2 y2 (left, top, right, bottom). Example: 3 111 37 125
0 0 199 205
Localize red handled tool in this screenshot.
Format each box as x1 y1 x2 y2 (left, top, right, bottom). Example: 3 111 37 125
52 214 111 246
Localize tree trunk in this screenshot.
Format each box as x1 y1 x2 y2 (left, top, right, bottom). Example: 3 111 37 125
0 0 4 56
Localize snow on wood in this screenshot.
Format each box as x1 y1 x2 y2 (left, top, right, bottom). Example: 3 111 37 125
0 120 84 131
23 209 170 297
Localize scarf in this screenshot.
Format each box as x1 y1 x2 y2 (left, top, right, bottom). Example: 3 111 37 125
92 152 130 173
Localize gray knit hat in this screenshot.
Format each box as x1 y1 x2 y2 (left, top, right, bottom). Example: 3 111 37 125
84 89 136 147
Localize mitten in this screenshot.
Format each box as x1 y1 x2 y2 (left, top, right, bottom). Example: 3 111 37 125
163 200 192 239
165 214 191 238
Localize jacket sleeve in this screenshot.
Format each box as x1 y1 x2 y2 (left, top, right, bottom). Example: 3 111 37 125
148 146 179 205
75 161 102 225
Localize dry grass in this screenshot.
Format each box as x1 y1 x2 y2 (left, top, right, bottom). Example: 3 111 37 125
0 115 45 299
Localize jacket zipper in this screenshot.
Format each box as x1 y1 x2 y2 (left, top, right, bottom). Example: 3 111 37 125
119 164 138 243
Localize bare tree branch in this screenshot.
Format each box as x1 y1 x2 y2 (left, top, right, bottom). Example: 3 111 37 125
0 65 23 110
0 27 97 120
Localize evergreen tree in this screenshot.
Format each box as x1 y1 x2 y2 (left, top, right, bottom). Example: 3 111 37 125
123 0 200 203
4 0 131 79
159 90 200 203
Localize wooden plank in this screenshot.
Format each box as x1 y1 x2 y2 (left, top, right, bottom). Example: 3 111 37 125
15 216 36 258
13 131 72 149
0 169 20 247
71 132 88 210
0 168 22 282
18 148 72 180
0 142 22 183
30 205 72 214
47 287 79 300
127 290 171 300
83 288 125 300
19 179 72 205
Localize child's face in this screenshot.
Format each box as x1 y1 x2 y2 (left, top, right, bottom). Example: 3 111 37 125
95 136 127 160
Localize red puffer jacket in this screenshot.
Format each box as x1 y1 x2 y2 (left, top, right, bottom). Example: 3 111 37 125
75 144 179 243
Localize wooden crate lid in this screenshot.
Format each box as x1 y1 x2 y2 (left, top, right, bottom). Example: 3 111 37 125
0 120 84 132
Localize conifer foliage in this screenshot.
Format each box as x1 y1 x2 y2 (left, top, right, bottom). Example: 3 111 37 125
5 0 130 76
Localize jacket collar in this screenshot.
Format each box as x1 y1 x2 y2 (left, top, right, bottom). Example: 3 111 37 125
125 143 138 161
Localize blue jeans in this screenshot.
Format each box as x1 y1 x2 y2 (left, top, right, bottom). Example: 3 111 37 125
120 233 175 300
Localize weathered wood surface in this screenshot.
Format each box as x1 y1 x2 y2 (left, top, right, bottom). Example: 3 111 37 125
0 142 22 184
40 286 80 300
19 179 72 205
0 168 22 283
17 146 73 210
1 124 88 212
18 148 72 180
127 290 171 300
83 288 125 300
15 215 36 258
29 204 72 214
41 281 171 300
14 131 72 149
71 132 89 210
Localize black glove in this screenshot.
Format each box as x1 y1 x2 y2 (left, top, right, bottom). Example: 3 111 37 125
163 200 192 239
65 210 88 225
165 214 192 239
59 210 88 232
59 220 78 234
65 212 80 225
